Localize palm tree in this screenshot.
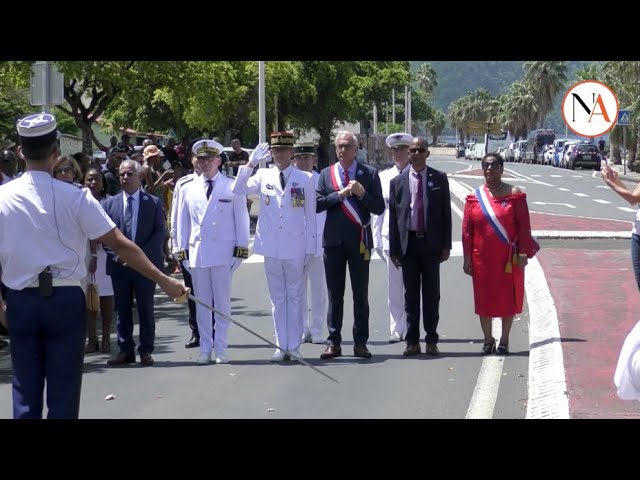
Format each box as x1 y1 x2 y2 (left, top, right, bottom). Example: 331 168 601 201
416 63 438 99
500 81 538 140
522 61 568 128
425 109 446 146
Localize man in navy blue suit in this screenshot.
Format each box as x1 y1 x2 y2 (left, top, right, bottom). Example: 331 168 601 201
388 137 452 357
102 159 167 366
316 131 385 360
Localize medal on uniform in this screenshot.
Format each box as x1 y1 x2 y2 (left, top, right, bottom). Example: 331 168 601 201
291 187 304 207
265 195 270 205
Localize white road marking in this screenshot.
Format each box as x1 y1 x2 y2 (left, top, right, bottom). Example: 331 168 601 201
530 174 542 177
573 193 588 197
618 207 637 213
593 199 611 204
525 257 570 419
531 202 575 208
596 185 609 189
557 188 570 191
550 175 563 178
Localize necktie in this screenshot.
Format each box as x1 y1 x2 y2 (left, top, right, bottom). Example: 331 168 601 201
124 195 133 240
206 179 213 200
279 171 286 190
415 172 424 233
344 168 350 185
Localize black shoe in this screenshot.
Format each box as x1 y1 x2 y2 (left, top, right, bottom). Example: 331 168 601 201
496 343 509 355
481 338 496 355
107 351 136 366
185 336 200 348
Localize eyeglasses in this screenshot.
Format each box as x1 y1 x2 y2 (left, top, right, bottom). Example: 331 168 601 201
409 148 426 154
53 166 74 174
119 171 135 177
481 161 501 170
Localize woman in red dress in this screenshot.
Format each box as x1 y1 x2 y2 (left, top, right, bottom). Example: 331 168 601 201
462 153 538 355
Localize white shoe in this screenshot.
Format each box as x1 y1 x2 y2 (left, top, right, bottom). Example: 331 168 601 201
289 349 304 362
311 336 326 344
388 332 403 343
271 349 287 362
215 354 229 364
196 352 211 364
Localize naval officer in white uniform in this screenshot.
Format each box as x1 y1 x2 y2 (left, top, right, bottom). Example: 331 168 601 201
0 112 185 418
232 132 316 361
178 139 250 365
372 132 412 343
292 143 327 344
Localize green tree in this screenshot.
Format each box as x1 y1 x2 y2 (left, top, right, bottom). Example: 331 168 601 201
522 61 568 128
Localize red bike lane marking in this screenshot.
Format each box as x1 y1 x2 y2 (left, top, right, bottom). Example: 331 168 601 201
537 247 640 418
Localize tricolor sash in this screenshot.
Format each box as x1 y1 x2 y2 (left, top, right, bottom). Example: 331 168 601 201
476 186 517 273
330 163 370 260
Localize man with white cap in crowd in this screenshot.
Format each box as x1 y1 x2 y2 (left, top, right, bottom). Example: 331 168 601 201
292 142 327 344
372 132 412 343
178 139 250 364
614 320 640 401
232 132 316 362
0 112 186 418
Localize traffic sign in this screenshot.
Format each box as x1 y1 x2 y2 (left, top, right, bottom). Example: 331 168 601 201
466 120 503 135
617 109 632 126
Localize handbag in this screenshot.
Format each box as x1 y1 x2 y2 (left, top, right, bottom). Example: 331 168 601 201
87 274 100 312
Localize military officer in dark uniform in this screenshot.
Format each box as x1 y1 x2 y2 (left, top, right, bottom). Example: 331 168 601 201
0 113 186 419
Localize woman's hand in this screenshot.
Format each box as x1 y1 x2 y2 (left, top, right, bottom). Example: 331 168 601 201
463 256 473 276
88 256 97 274
517 255 528 268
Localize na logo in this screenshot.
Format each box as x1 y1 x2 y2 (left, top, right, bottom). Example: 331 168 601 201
562 80 619 137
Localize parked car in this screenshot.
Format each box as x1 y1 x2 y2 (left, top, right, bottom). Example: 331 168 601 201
567 143 601 170
456 145 465 158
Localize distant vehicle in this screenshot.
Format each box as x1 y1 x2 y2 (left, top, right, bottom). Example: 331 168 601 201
525 129 556 164
93 149 106 161
567 143 601 170
456 145 465 158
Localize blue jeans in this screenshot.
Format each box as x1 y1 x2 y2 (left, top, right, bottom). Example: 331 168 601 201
631 234 640 292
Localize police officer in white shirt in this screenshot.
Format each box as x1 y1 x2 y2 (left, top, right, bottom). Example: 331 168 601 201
372 133 412 343
292 143 327 344
178 139 250 364
0 113 186 419
232 132 316 362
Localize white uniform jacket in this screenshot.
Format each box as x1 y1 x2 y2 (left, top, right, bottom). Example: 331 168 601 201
232 165 316 259
170 172 196 254
179 173 250 269
311 170 326 257
372 165 407 251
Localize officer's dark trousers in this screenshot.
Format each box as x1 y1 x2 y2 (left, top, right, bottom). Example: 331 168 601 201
180 260 214 340
111 269 156 355
7 286 85 419
324 240 370 347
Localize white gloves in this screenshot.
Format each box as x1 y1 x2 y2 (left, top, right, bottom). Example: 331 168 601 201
248 142 271 167
230 258 242 273
375 248 386 262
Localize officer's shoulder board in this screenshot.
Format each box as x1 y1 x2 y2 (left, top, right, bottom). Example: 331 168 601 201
176 174 195 187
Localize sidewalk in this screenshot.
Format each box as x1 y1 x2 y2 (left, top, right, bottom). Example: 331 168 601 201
607 160 640 183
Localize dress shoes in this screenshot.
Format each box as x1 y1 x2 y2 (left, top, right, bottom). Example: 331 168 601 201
139 352 155 366
320 345 342 360
425 344 440 356
353 344 372 359
107 351 136 366
196 352 211 364
271 349 289 362
403 343 421 356
185 336 200 348
388 332 403 344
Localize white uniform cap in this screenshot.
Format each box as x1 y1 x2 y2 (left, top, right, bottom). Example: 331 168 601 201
192 139 223 157
385 132 413 149
17 113 57 138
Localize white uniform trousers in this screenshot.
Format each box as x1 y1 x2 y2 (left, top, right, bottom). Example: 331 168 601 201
191 266 231 356
385 248 406 336
302 255 328 339
264 256 305 352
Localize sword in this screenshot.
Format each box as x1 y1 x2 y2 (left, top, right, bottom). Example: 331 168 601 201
175 292 339 384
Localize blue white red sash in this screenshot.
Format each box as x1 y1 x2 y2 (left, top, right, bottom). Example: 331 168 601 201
330 162 369 259
476 185 516 273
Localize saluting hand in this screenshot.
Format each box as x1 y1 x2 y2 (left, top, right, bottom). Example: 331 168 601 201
249 143 270 167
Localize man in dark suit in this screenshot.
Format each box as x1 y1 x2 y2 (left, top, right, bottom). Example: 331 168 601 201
316 131 385 359
388 136 452 356
102 159 167 366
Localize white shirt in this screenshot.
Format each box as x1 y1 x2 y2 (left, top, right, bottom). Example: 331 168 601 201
0 171 115 289
122 189 141 241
